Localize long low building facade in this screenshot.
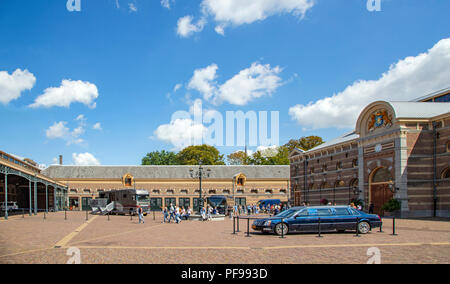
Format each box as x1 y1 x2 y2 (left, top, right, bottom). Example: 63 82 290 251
42 165 290 211
289 89 450 218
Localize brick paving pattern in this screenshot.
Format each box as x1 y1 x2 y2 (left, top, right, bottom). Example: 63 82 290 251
0 211 449 264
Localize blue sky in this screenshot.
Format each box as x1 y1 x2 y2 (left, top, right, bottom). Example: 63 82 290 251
0 0 449 166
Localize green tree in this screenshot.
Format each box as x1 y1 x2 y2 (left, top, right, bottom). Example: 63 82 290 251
227 151 249 165
247 146 290 165
283 136 324 152
142 150 178 165
177 145 225 165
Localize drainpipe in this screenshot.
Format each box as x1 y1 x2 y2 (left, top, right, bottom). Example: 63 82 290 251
304 157 308 204
432 122 438 217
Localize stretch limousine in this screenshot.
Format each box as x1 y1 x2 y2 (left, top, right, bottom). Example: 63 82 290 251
252 206 382 236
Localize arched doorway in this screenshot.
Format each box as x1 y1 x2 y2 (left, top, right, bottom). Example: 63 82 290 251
369 167 394 216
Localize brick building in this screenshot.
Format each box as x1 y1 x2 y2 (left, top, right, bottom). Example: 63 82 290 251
42 165 290 211
289 89 450 217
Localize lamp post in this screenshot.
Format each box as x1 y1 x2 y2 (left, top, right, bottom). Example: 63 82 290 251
189 161 212 213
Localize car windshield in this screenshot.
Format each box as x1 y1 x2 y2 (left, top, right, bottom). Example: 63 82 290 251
136 195 150 202
275 209 298 218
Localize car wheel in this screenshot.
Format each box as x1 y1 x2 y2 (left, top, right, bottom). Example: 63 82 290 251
358 221 371 234
274 223 288 236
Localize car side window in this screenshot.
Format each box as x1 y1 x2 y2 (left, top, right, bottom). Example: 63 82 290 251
296 210 308 217
317 208 332 216
307 209 317 216
335 208 351 215
349 208 361 215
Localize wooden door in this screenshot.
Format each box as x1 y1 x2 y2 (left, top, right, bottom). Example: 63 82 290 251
370 184 393 216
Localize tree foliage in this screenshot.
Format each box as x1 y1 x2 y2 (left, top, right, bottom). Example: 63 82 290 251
142 150 178 165
284 136 324 152
176 145 225 165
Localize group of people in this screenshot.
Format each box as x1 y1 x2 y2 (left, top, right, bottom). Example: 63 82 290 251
232 203 289 216
163 204 192 224
199 206 221 221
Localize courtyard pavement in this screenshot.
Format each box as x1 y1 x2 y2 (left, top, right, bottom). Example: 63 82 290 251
0 211 449 264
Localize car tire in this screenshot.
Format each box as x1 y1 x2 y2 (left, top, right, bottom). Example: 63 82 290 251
274 223 288 236
358 221 371 234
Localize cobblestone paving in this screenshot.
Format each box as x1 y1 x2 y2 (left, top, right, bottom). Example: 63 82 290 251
0 212 449 264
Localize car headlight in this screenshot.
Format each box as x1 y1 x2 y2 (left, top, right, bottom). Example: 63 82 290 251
264 221 272 226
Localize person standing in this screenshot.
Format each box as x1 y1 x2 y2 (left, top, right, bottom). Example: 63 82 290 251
163 207 169 223
138 206 144 224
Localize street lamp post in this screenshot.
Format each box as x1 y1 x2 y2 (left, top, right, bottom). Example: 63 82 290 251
189 161 212 213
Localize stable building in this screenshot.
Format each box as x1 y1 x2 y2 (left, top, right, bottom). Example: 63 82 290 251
289 89 450 217
42 165 290 211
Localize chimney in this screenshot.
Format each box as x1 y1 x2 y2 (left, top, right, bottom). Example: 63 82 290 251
59 155 63 165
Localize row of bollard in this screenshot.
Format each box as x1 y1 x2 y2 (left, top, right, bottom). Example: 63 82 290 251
232 216 398 238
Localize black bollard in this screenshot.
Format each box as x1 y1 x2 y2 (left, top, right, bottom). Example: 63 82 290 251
108 212 110 221
237 216 240 232
153 211 155 221
378 222 383 233
317 217 323 238
392 216 397 236
354 218 360 237
246 218 251 237
232 216 236 235
86 210 88 221
22 209 25 218
65 209 67 221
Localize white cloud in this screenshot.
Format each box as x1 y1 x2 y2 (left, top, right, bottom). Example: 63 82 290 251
128 3 137 12
187 64 218 100
154 99 209 150
0 69 36 104
187 62 283 106
30 79 98 109
289 38 450 129
177 15 206 38
216 63 283 105
173 83 182 92
161 0 172 9
154 118 207 150
46 122 70 139
93 122 102 130
45 114 100 145
72 153 100 166
178 0 314 37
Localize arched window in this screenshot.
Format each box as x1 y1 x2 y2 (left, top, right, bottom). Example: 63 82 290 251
442 168 450 179
166 189 174 195
265 189 273 194
208 189 216 194
180 189 188 195
336 162 343 170
251 189 258 194
322 165 327 172
280 189 287 194
83 189 91 194
223 189 230 195
352 159 359 167
372 168 393 183
152 189 160 194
